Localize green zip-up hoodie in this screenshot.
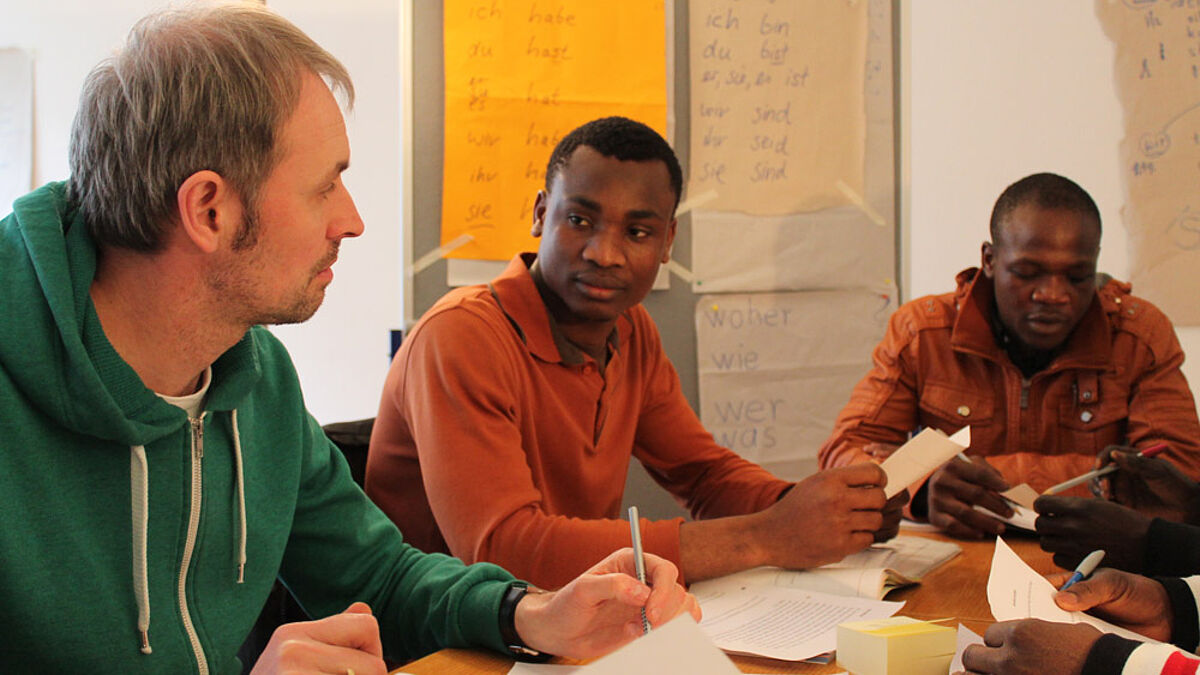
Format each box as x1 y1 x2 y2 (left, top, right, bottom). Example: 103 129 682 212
0 183 514 672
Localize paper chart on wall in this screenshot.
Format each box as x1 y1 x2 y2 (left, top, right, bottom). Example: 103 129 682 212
0 49 32 214
441 0 668 261
687 0 866 215
688 0 893 294
1096 0 1200 324
695 288 891 479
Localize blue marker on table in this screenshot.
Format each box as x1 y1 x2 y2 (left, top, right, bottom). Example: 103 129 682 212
627 505 651 635
1060 550 1106 591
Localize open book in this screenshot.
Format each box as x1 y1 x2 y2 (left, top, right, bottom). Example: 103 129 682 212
691 535 961 601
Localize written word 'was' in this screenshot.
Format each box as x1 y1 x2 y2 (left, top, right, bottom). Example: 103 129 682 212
716 426 777 451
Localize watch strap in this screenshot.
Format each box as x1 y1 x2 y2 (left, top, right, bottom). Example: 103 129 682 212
499 581 554 662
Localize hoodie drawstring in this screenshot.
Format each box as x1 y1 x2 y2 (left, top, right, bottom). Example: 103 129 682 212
128 407 247 657
230 408 247 584
130 444 152 655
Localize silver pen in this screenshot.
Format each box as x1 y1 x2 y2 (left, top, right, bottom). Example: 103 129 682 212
627 505 651 635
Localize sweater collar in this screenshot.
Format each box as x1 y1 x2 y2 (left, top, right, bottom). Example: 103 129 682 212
489 253 627 365
950 267 1111 372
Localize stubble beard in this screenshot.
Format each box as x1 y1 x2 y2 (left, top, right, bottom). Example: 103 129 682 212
206 217 339 328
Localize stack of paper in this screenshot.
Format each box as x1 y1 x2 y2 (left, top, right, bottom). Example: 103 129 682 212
836 616 956 675
690 576 903 661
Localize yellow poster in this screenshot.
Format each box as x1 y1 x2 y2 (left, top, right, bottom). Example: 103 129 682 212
442 1 668 261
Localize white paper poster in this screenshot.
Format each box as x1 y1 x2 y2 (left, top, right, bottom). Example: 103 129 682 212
0 49 33 214
696 288 891 478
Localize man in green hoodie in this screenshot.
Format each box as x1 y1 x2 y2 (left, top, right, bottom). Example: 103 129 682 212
0 3 696 672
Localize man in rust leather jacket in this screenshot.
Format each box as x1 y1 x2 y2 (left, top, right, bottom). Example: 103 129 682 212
819 172 1200 540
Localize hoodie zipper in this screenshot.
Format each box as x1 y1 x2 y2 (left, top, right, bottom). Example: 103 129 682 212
180 414 209 675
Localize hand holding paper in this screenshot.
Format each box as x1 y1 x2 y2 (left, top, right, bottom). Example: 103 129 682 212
748 462 895 570
986 538 1156 643
878 427 971 499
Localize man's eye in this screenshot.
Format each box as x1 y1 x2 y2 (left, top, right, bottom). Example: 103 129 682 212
629 227 651 240
567 215 588 227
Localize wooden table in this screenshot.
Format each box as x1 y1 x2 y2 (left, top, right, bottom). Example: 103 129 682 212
399 531 1059 674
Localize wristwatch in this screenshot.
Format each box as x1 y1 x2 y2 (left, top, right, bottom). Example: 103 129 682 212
498 581 554 662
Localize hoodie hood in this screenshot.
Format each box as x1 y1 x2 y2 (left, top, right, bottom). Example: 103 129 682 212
0 182 261 447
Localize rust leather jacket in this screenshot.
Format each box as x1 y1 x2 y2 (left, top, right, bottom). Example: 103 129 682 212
819 268 1200 498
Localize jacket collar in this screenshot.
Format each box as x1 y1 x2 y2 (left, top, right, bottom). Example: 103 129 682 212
489 253 627 365
950 267 1111 371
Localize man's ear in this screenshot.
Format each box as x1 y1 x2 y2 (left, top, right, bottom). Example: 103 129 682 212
531 190 548 237
176 170 237 254
661 218 678 264
981 241 996 278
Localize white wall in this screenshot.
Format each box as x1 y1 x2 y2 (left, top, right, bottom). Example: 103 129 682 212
903 0 1200 403
6 2 1198 423
0 0 401 425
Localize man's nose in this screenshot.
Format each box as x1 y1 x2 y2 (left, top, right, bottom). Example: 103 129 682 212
581 227 625 267
331 184 364 240
1031 275 1070 304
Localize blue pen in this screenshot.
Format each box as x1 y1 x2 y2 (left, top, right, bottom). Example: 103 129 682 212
1060 550 1106 591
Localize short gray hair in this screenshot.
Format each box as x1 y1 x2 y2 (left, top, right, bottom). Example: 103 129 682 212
68 1 354 252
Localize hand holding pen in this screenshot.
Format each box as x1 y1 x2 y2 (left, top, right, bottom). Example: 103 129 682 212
1043 443 1168 496
627 505 651 635
1059 549 1105 590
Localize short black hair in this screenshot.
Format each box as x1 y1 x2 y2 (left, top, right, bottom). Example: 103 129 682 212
989 173 1102 244
544 116 683 210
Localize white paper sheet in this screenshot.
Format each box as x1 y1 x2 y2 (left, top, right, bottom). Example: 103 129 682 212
878 427 970 498
986 538 1152 643
949 624 983 674
692 580 903 661
568 614 741 675
974 503 1038 532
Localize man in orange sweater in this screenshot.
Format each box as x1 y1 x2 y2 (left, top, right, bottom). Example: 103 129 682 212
367 117 905 589
819 173 1200 540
